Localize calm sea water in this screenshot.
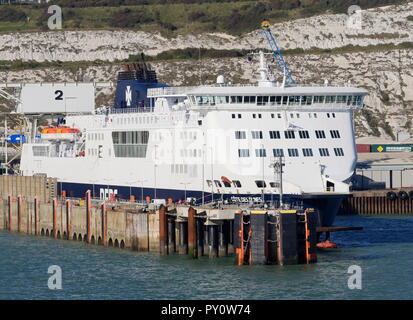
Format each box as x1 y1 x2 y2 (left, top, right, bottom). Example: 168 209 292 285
1 215 412 300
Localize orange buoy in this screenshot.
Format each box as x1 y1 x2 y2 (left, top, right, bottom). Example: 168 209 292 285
316 240 338 249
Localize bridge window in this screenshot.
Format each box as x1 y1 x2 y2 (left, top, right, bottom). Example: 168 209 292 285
216 96 229 104
244 96 256 104
314 96 325 104
257 96 269 106
325 96 336 103
288 96 300 105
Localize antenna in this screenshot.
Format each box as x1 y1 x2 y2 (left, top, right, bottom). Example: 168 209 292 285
260 21 295 86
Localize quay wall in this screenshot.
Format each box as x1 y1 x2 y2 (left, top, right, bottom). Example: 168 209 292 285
0 195 160 252
339 190 413 215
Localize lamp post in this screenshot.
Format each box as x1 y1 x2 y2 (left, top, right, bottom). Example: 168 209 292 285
103 178 111 201
90 179 98 199
136 179 148 204
154 144 158 199
180 182 191 203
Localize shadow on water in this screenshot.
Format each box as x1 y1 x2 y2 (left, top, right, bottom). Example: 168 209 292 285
329 215 413 248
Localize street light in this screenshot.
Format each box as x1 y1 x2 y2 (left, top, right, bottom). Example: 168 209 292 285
154 144 158 199
136 179 148 204
180 182 191 203
89 179 98 199
103 178 111 201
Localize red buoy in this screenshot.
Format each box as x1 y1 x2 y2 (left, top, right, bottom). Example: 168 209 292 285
316 240 338 249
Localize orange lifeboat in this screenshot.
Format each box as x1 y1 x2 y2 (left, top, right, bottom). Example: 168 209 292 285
41 126 80 141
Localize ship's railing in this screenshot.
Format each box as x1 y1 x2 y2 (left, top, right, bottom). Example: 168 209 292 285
95 107 154 115
147 82 362 97
147 86 198 97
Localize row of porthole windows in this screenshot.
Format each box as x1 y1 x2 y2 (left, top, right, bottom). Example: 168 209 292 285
236 130 340 140
238 147 345 158
231 112 336 119
88 133 104 141
115 115 165 125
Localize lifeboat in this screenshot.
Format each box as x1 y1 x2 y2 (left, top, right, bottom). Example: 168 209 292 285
40 126 80 141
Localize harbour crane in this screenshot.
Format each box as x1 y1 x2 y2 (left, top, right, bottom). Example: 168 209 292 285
260 20 296 86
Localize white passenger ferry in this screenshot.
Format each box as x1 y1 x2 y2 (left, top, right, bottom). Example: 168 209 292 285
19 24 368 227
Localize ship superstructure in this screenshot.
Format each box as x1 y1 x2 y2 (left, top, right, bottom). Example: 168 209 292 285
17 24 368 227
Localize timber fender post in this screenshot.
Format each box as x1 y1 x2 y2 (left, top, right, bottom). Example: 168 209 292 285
159 205 168 255
177 218 188 255
66 199 71 240
187 207 197 259
17 195 22 233
101 202 107 247
34 197 39 235
207 220 219 259
8 194 12 232
196 215 204 258
167 215 176 253
53 197 57 239
86 190 91 243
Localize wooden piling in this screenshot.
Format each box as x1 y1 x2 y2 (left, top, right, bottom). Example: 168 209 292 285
227 220 234 255
53 197 57 239
167 217 176 253
101 202 107 247
159 205 168 255
17 195 22 233
8 194 12 232
208 222 218 259
34 197 39 235
218 221 228 257
178 219 188 255
86 190 91 243
187 207 197 258
66 199 71 240
196 217 204 258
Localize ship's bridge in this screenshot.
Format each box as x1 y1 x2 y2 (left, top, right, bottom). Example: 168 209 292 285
148 84 368 110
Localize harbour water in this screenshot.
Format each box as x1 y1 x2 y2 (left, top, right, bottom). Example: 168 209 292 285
1 215 412 300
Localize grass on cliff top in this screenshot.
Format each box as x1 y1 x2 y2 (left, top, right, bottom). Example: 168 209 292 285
0 0 409 35
1 41 412 72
